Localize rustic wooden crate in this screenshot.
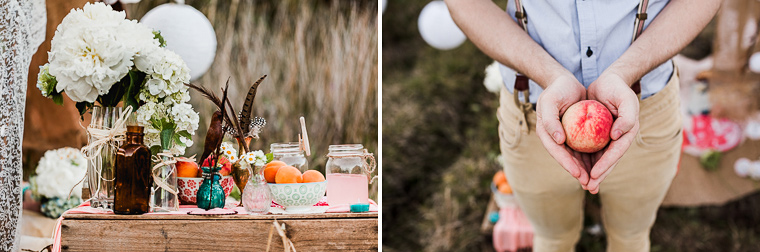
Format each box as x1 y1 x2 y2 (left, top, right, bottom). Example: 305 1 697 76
60 212 378 251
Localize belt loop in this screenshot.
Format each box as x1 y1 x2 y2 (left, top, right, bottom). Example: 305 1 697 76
512 74 533 134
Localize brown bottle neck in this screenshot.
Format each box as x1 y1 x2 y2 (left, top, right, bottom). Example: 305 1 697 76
126 132 144 145
126 126 145 145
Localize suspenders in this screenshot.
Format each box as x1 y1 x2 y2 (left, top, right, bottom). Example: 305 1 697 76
631 0 650 95
511 0 649 101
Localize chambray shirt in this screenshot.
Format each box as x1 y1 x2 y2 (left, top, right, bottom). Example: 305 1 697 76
499 0 674 103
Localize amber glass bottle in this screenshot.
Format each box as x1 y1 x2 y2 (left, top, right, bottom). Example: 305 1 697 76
114 126 151 214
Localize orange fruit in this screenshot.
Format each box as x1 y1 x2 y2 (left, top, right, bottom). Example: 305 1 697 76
493 171 507 186
263 161 287 183
302 170 326 183
498 183 513 194
274 166 303 184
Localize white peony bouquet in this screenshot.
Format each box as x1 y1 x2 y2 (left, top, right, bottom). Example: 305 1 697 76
36 2 199 154
32 148 88 199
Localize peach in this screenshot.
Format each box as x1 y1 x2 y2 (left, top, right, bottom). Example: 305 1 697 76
498 183 513 194
274 166 303 184
493 171 507 186
302 170 326 183
561 100 613 153
176 161 201 178
263 161 287 183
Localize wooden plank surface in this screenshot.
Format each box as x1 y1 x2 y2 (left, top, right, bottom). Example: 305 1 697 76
61 215 378 251
63 212 377 220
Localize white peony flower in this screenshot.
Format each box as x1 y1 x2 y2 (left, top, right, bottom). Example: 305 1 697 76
48 2 161 103
34 148 88 199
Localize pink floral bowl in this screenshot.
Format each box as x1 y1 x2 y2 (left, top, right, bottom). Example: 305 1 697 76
177 176 234 205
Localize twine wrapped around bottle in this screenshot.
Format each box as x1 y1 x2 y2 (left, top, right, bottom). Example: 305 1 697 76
150 151 179 211
325 149 377 184
68 106 133 204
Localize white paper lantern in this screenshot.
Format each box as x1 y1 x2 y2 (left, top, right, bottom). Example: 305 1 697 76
140 3 217 81
418 1 467 50
749 52 760 74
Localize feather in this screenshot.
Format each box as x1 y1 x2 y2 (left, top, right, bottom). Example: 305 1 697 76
215 82 230 161
185 83 222 108
186 81 237 138
239 75 267 136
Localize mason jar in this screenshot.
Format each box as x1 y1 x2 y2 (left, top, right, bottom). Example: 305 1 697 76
325 144 375 206
270 142 308 172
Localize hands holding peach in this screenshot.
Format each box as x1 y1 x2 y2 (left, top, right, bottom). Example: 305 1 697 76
536 72 639 194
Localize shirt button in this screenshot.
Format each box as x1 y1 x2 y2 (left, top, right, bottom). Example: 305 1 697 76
586 47 593 57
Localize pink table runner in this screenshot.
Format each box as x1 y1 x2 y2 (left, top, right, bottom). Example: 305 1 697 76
51 198 377 251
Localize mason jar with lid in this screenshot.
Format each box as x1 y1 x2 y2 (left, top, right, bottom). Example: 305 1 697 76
325 144 376 206
270 142 308 172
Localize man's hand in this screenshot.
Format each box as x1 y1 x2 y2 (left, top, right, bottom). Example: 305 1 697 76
536 74 591 187
585 72 640 194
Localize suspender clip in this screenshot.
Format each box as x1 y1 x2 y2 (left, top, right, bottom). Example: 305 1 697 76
636 13 648 20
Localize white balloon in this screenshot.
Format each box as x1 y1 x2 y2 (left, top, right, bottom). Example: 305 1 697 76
749 52 760 74
418 1 467 50
140 3 217 81
734 157 752 177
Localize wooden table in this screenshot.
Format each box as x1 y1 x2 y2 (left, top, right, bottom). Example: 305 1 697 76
60 212 378 251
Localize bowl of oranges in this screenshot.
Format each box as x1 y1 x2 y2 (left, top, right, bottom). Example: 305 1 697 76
492 170 516 209
263 161 327 212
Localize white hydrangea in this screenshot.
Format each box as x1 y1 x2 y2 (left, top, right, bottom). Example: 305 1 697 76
48 2 158 103
170 102 199 133
135 101 198 155
139 48 191 100
34 148 88 199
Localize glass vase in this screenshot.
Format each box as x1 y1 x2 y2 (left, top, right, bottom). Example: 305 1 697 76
243 165 271 215
87 106 123 210
151 150 178 212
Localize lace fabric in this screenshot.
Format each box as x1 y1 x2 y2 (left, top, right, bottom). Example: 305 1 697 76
0 0 46 250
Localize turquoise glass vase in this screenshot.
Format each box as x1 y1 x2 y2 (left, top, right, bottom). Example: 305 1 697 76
196 165 226 210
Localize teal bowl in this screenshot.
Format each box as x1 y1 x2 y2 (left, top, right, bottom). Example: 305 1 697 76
268 181 327 212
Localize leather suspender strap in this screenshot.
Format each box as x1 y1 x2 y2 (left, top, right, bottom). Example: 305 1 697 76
513 0 530 94
631 0 649 95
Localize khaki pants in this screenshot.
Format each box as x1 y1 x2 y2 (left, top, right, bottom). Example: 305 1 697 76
497 66 682 252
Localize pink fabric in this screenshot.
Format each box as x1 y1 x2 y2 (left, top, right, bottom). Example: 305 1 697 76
51 199 378 251
492 207 533 252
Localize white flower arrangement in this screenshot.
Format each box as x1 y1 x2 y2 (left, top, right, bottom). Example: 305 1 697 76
32 148 88 199
45 2 158 104
37 2 199 155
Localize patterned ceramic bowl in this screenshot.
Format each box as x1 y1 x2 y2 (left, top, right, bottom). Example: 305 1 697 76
268 181 327 212
177 176 235 204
